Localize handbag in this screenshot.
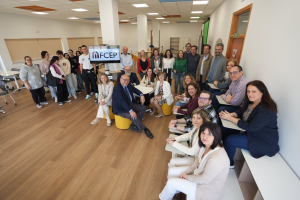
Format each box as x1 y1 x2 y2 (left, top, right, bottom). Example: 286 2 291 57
46 68 60 86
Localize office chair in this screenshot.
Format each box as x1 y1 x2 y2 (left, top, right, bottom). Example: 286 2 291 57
11 68 26 94
0 75 17 106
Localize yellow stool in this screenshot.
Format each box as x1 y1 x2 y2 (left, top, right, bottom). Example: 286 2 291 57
158 103 173 116
115 115 132 129
104 106 115 120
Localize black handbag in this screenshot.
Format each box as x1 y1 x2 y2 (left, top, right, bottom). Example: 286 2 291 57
46 68 60 86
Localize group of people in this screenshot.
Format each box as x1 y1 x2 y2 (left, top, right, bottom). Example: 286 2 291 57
20 43 280 200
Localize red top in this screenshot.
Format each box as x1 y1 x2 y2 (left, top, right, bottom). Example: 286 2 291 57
177 94 200 116
137 57 150 74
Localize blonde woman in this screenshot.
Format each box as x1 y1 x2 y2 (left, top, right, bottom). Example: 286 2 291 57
91 73 114 126
174 74 196 107
137 50 150 78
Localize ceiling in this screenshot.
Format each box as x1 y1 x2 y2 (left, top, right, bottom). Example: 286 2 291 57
0 0 225 24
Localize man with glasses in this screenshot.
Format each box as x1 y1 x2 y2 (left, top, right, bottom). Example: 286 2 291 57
112 74 153 138
169 90 218 133
117 66 139 86
186 45 200 79
213 65 248 113
183 43 192 58
120 46 133 72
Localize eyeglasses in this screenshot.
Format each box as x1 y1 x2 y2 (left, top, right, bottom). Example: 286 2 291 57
198 97 208 101
229 71 240 75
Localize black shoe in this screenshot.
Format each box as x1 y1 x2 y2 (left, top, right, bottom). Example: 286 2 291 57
144 128 153 139
129 124 141 132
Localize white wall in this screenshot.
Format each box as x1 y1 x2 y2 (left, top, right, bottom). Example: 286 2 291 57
208 0 300 177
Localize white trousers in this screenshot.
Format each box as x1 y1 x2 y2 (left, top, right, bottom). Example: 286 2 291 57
159 178 197 200
168 165 189 179
169 155 195 168
70 73 78 91
96 104 111 123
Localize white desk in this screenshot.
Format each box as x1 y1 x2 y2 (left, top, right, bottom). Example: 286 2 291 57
134 85 153 94
173 108 187 115
221 119 245 131
216 95 231 106
208 83 220 90
0 70 23 92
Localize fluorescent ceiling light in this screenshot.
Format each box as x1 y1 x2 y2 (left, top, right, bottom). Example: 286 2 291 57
191 17 200 19
191 11 203 14
242 20 248 22
156 18 165 19
163 21 169 23
68 17 79 19
132 4 148 7
190 20 198 22
94 21 101 23
148 13 158 15
131 22 137 24
120 20 129 22
32 12 48 15
72 8 88 12
193 1 209 5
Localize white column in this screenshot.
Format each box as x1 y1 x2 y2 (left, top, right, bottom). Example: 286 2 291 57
137 15 148 51
153 21 160 48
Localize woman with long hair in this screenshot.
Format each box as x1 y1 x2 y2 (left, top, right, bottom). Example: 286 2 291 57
162 49 175 86
150 48 162 76
174 74 197 107
137 50 150 79
140 68 157 108
173 50 187 95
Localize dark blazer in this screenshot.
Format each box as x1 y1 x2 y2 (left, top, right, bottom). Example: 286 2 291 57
236 103 279 158
117 71 140 85
112 82 143 114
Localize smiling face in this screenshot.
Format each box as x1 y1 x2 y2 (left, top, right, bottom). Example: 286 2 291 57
101 75 108 84
230 66 243 82
185 75 192 85
25 57 32 66
166 51 170 57
191 46 197 55
188 85 196 97
247 85 263 103
215 45 223 57
185 44 191 51
159 74 165 82
123 46 128 55
124 66 131 76
192 114 204 129
203 45 210 55
68 50 74 57
147 68 152 77
226 61 234 72
178 51 184 58
200 128 215 148
120 75 129 87
153 49 159 57
198 92 212 108
64 54 69 59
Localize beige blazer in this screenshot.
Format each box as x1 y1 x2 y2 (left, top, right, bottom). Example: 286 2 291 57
155 81 174 105
185 147 230 200
140 76 157 94
98 81 114 106
172 127 200 156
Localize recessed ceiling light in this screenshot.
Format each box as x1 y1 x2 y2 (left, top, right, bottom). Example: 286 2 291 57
120 20 129 22
148 13 158 15
191 11 203 14
131 22 137 24
162 14 167 16
72 8 88 12
32 12 48 15
68 17 79 19
242 20 248 22
94 21 101 23
132 4 148 7
156 18 165 19
191 17 200 19
190 20 198 22
193 1 208 5
163 21 169 23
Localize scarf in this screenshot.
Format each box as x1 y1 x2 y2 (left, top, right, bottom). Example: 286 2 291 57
51 63 63 84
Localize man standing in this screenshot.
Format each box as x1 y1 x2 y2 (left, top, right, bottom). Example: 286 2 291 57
112 74 153 138
206 43 227 87
183 43 192 58
56 50 77 99
119 46 133 72
117 66 140 85
79 45 98 100
196 44 213 91
186 45 200 79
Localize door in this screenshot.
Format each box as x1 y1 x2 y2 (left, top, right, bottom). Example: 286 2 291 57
226 4 252 63
179 37 189 51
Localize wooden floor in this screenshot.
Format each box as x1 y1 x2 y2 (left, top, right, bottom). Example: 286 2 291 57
0 81 175 200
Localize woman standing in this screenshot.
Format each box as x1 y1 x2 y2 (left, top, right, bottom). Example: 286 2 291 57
150 72 173 118
137 50 150 79
173 50 187 95
91 73 114 126
140 68 157 108
49 56 71 106
174 74 196 107
20 56 48 108
64 53 78 93
162 49 175 86
150 48 162 76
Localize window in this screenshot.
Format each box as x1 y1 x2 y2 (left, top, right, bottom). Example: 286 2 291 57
67 37 95 52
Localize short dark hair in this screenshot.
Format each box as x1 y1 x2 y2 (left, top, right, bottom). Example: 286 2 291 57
56 50 63 55
68 49 73 52
41 51 48 59
198 122 223 149
63 53 69 58
191 45 198 50
185 43 191 47
78 47 82 49
203 44 211 50
231 65 243 72
76 51 81 56
164 49 173 58
81 45 87 48
200 90 213 101
185 83 201 98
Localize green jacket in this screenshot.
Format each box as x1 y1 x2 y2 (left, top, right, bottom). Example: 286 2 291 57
173 58 187 74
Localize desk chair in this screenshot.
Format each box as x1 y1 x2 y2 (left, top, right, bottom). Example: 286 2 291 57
11 68 26 94
0 75 17 106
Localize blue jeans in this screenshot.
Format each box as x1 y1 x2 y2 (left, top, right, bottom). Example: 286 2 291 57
44 76 57 98
175 101 187 107
77 72 85 90
209 88 221 93
173 72 185 93
224 133 249 163
218 105 240 113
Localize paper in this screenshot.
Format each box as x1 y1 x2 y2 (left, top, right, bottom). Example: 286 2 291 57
221 119 245 131
173 108 187 115
134 85 153 94
216 95 231 106
180 100 189 103
169 128 185 134
208 83 219 89
165 134 188 154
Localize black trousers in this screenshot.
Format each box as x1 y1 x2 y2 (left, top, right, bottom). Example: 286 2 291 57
163 69 172 86
57 80 69 103
144 92 154 106
199 75 206 91
118 103 146 131
82 69 98 95
29 87 44 104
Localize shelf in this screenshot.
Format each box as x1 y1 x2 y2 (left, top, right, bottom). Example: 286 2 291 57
239 181 258 200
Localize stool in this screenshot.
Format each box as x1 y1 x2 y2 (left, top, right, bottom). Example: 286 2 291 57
158 103 173 116
104 106 115 120
115 115 132 129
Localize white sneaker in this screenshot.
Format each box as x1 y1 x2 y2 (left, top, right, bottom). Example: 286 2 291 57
58 102 63 106
64 99 71 103
73 94 77 99
40 102 48 105
37 104 42 108
85 95 91 99
68 95 72 98
90 92 94 96
95 93 98 98
54 97 58 102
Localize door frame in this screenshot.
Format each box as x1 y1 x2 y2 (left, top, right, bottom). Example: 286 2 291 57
225 4 253 63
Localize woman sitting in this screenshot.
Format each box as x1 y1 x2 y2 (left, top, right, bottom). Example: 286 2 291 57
137 50 150 78
172 83 200 119
174 74 196 107
150 72 173 118
91 73 114 126
220 80 279 168
166 109 210 170
140 68 157 109
160 122 229 200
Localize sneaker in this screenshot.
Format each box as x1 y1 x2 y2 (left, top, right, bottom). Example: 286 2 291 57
68 95 72 98
37 104 42 108
145 108 152 112
229 161 235 169
40 102 48 105
91 118 101 125
95 93 98 98
90 92 94 96
73 94 77 99
64 99 71 103
54 97 58 102
85 95 91 99
58 102 63 106
76 90 81 94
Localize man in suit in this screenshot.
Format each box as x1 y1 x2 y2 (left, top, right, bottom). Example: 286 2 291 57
117 66 140 86
112 74 153 138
